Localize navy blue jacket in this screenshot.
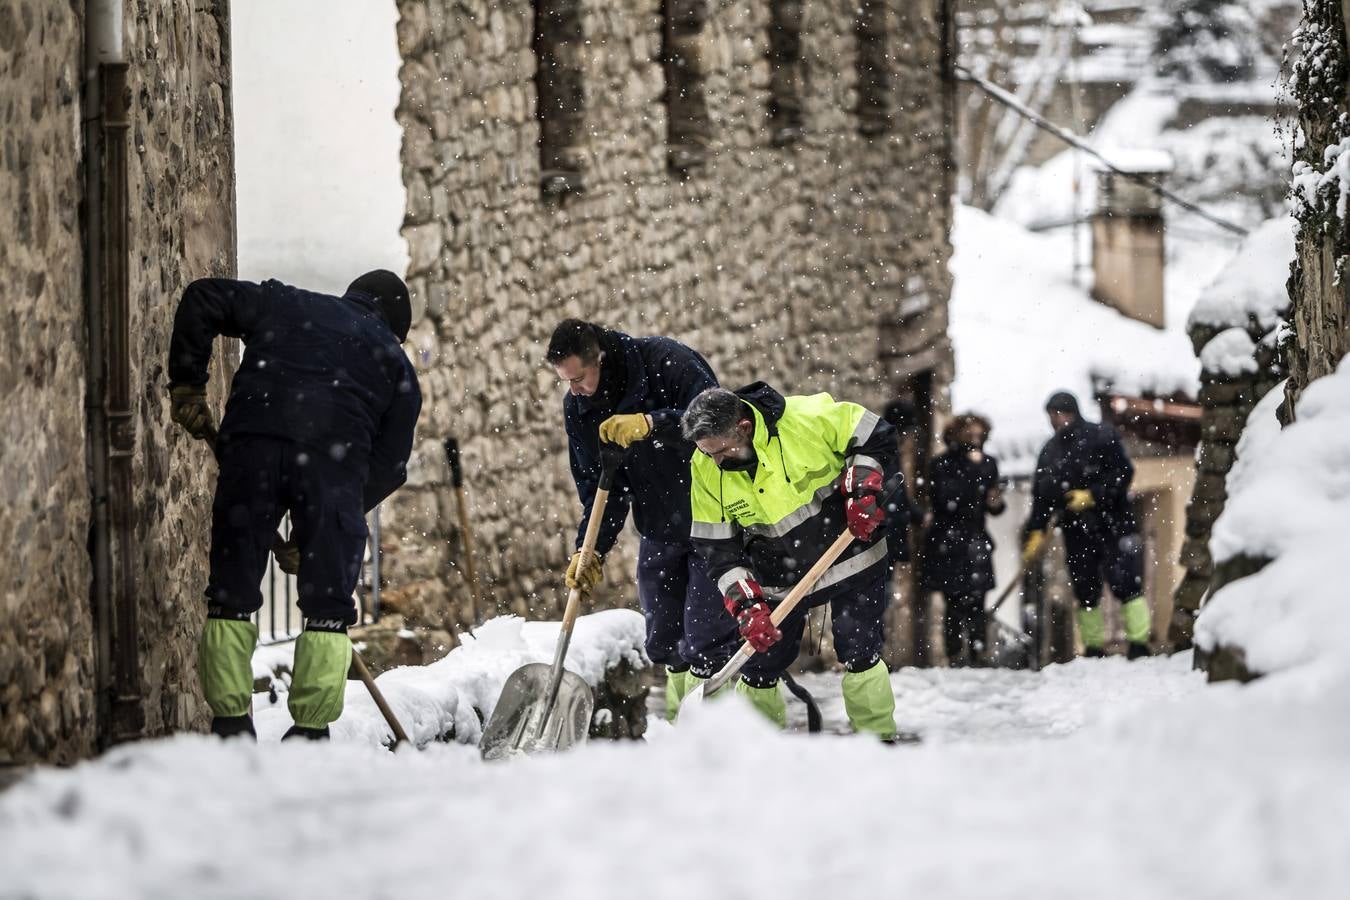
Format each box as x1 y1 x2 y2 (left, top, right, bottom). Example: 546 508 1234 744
565 332 718 554
168 278 422 512
1026 417 1136 538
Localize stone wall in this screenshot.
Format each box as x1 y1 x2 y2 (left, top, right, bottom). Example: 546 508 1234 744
123 0 236 738
0 2 94 765
387 0 953 636
1170 309 1287 648
1 0 235 764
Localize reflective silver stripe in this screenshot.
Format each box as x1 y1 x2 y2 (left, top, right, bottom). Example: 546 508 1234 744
691 520 738 541
742 479 843 539
848 410 881 449
761 539 889 600
848 454 882 474
717 566 756 596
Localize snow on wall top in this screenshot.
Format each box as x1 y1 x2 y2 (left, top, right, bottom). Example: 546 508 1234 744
1188 216 1294 331
1198 327 1259 378
1197 365 1350 677
949 205 1201 475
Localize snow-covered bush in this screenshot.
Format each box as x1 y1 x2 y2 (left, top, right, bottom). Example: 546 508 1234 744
1195 361 1350 679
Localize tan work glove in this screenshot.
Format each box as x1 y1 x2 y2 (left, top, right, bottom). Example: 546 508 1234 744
1021 531 1046 566
169 384 215 441
598 413 652 448
565 550 604 594
1064 489 1095 513
272 534 300 576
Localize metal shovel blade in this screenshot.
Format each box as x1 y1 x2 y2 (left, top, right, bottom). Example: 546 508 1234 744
479 663 594 761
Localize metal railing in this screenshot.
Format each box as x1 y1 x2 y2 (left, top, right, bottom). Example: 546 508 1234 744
255 506 382 645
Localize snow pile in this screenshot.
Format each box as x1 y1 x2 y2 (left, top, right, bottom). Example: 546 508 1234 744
1188 216 1294 332
4 655 1349 899
1196 363 1350 678
949 205 1201 473
1198 327 1258 378
253 611 647 746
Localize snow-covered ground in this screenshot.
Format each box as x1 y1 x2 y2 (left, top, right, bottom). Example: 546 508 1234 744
4 653 1349 900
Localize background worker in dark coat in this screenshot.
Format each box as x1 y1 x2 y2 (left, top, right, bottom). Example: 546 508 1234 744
1022 391 1151 658
546 320 720 718
920 413 1004 666
167 270 421 740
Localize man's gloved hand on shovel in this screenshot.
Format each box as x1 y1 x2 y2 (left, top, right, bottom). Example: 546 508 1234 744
598 413 652 448
169 384 215 441
723 577 781 653
840 463 885 541
565 550 604 594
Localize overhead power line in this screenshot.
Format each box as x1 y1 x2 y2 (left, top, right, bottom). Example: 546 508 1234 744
954 64 1251 237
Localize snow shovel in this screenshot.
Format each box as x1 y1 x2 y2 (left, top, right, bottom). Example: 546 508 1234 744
684 474 906 706
479 442 627 760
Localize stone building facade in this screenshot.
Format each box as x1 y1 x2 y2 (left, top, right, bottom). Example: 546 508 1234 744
383 0 956 641
1 1 234 764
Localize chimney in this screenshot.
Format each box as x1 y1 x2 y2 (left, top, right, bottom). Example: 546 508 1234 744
1090 151 1172 329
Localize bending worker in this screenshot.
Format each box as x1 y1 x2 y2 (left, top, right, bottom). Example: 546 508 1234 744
546 320 720 717
167 271 421 740
1022 391 1151 658
681 383 905 741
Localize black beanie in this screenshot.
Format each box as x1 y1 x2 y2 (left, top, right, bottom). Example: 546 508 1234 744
348 269 411 342
1044 391 1080 415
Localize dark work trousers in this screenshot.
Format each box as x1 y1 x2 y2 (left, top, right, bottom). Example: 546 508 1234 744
942 591 988 664
1064 527 1144 609
733 575 889 688
637 537 728 676
206 435 368 628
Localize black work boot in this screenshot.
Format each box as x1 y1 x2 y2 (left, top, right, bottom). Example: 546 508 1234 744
1127 642 1152 660
1083 646 1107 658
211 715 257 741
282 724 331 741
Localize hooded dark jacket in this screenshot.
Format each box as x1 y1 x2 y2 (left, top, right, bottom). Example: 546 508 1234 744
564 330 718 553
168 277 421 512
689 382 901 601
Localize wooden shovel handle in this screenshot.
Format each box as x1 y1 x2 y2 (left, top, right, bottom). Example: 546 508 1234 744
560 485 609 633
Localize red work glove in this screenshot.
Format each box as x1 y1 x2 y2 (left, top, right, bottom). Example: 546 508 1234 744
723 577 781 653
841 464 885 541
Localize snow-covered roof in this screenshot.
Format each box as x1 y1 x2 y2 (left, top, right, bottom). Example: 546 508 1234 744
949 205 1203 475
1188 216 1294 332
1197 363 1350 679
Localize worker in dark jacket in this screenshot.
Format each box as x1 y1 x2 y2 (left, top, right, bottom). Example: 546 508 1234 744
1023 391 1150 658
920 413 1004 666
683 383 903 739
546 320 720 719
167 271 421 740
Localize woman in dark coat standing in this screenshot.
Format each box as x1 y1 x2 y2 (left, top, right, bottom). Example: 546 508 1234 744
920 414 1005 666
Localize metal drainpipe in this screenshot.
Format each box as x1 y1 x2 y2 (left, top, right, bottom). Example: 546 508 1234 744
84 1 142 747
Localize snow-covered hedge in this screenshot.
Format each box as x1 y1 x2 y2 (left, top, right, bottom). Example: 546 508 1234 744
1195 362 1350 677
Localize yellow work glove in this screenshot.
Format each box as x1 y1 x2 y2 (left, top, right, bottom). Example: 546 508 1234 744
1021 530 1045 566
169 384 215 441
598 413 652 448
565 550 604 594
272 534 300 576
1065 489 1095 513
